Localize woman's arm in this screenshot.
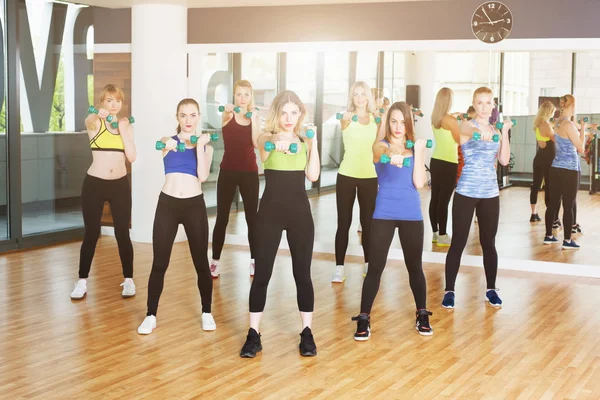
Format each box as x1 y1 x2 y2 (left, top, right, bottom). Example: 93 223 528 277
305 129 321 182
119 119 137 163
251 113 261 149
566 120 585 153
196 136 214 182
376 111 387 142
497 123 511 166
441 114 461 144
412 139 428 188
257 132 273 163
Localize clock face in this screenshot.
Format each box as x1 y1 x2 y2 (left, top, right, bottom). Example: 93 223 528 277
471 1 513 43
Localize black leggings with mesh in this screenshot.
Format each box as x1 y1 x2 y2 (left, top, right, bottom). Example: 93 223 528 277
360 219 426 313
445 193 499 292
78 174 133 279
146 192 212 316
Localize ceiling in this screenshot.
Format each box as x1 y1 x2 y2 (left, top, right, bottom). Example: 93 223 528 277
72 0 441 9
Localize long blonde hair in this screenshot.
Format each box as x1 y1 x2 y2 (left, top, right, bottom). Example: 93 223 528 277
347 81 375 114
264 90 306 136
533 101 556 131
431 87 453 129
233 80 255 111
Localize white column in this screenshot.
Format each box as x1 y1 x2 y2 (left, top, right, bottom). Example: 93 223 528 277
405 51 437 165
130 4 188 243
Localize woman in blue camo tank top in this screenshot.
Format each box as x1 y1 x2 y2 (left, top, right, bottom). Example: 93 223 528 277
441 87 512 310
543 94 586 250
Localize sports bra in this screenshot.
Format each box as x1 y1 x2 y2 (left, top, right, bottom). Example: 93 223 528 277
535 127 550 142
163 135 198 177
89 119 125 152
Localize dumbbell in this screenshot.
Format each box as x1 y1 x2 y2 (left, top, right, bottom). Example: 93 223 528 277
495 119 517 130
264 141 298 153
457 113 469 121
380 154 411 167
156 141 186 152
378 108 385 113
583 117 589 123
219 105 241 114
471 131 499 142
412 108 424 117
244 108 260 119
405 139 433 149
190 133 219 144
336 113 359 122
106 115 135 129
305 129 315 139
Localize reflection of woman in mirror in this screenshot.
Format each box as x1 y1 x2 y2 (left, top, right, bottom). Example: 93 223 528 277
543 94 585 249
429 88 460 247
70 84 136 301
240 90 320 358
137 98 215 335
211 80 261 278
443 87 511 310
529 101 556 223
332 81 381 283
352 101 433 341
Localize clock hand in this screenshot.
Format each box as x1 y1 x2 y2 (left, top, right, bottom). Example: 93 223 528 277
482 7 494 24
491 19 505 24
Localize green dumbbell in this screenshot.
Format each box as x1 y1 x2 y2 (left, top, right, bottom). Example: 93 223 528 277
412 108 424 117
88 105 98 114
336 113 358 122
375 117 381 124
583 117 589 123
264 141 298 153
218 105 242 113
379 108 385 113
380 154 411 167
306 129 315 139
156 141 185 152
473 132 482 140
457 113 469 121
106 115 135 129
190 133 219 144
402 158 412 167
405 140 433 149
495 119 517 130
244 108 259 119
492 134 500 142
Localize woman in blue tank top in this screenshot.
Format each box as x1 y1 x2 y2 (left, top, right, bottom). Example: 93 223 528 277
351 101 433 341
442 87 512 310
137 98 216 335
543 94 586 249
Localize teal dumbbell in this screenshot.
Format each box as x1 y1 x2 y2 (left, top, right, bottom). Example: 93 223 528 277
244 108 259 119
457 113 469 121
375 117 381 124
405 139 433 149
583 117 589 123
218 105 241 113
379 108 385 113
88 105 98 114
336 113 359 122
156 141 185 152
492 134 500 142
306 129 315 139
190 133 219 144
473 132 482 140
106 115 134 129
495 119 517 130
264 141 298 153
412 108 424 117
380 154 411 167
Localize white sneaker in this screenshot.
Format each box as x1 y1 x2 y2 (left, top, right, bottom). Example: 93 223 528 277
70 279 87 299
202 313 216 331
210 260 220 278
436 234 452 247
432 232 438 243
249 259 255 277
138 315 157 335
331 265 345 283
120 278 136 298
363 263 368 277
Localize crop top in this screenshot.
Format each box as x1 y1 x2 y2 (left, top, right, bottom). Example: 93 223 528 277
89 119 125 152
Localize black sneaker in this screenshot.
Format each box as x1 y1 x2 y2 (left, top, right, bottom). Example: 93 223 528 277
415 309 433 336
530 213 541 222
572 224 582 234
553 219 562 229
299 327 317 357
351 314 371 341
240 328 262 358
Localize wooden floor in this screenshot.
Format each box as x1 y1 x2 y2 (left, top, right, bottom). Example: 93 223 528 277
1 187 600 398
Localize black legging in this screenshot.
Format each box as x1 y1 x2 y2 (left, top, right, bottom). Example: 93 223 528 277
78 174 133 279
428 158 458 235
530 144 555 214
147 192 212 316
249 170 315 313
212 169 259 260
545 167 579 240
445 193 499 291
335 173 378 265
361 219 426 313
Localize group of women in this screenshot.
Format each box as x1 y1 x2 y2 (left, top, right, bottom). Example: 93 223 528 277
71 80 517 358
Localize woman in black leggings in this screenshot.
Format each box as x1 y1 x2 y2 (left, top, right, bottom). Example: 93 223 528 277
137 98 215 335
530 101 556 222
71 84 136 300
210 80 261 278
239 90 321 358
352 102 433 341
442 87 512 309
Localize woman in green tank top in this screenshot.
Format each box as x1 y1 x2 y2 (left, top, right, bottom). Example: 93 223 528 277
331 81 383 284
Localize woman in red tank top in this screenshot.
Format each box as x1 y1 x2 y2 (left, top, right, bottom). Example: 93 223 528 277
210 80 262 278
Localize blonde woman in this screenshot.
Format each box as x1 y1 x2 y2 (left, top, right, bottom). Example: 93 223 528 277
429 88 461 246
332 81 381 283
530 101 556 222
240 90 320 358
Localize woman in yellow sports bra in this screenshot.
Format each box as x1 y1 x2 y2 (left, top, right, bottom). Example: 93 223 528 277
529 101 556 223
70 84 137 301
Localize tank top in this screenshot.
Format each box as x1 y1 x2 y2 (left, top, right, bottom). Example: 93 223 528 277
535 127 550 142
372 141 422 221
89 119 124 152
220 116 258 172
338 115 377 179
263 141 307 171
431 124 458 163
163 135 198 177
456 121 500 199
552 135 580 171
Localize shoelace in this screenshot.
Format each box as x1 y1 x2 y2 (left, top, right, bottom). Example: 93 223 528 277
417 311 433 328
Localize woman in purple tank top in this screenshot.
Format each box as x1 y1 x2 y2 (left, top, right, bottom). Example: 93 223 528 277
210 80 262 278
351 101 434 341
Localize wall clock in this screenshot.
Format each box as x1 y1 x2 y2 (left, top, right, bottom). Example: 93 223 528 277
471 1 513 43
